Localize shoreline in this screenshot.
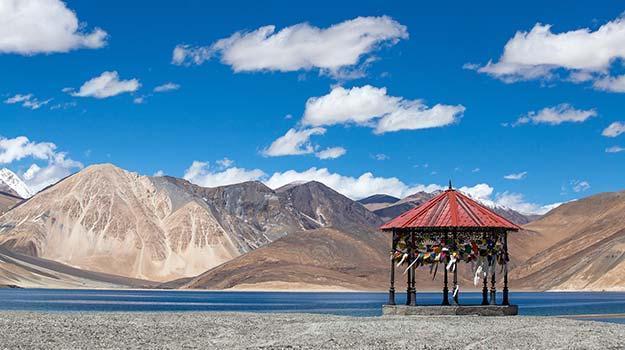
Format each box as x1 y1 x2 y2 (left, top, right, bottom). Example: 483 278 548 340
0 311 623 349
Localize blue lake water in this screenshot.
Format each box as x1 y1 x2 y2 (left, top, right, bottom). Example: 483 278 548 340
1 289 624 324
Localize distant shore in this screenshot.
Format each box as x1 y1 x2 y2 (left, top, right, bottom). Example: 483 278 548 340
1 311 624 349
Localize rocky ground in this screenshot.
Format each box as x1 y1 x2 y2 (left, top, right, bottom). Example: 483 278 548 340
0 312 624 349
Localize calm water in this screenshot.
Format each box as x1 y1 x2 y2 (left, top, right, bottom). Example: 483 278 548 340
1 289 624 324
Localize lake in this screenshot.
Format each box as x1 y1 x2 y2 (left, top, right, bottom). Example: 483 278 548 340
1 289 624 324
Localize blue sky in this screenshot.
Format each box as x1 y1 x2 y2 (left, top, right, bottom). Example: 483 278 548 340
1 0 624 214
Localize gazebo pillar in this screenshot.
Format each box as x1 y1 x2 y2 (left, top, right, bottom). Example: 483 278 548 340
388 230 396 305
408 232 417 306
489 234 497 305
481 273 489 305
502 231 510 306
442 233 450 306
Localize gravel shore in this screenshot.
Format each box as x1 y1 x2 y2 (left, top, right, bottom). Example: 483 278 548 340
1 311 624 349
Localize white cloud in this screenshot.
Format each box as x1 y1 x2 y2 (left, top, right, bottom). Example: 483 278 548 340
0 136 56 163
459 183 559 215
183 161 265 188
153 170 165 177
4 93 52 110
262 128 326 157
593 74 625 93
0 0 107 55
172 16 408 78
571 180 591 193
181 160 557 214
477 16 625 80
301 85 464 134
22 152 83 192
606 145 625 153
265 167 444 199
475 16 625 93
472 168 481 173
504 171 527 180
216 157 234 169
512 104 596 126
0 135 82 193
153 82 180 93
70 71 141 99
315 147 346 160
372 153 389 161
602 121 625 137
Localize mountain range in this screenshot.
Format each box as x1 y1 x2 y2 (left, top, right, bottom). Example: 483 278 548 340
1 163 623 291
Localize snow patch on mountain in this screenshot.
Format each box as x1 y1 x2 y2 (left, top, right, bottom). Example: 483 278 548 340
0 168 34 198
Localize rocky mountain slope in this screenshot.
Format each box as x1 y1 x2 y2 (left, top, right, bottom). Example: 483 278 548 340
0 191 22 216
0 164 380 283
177 227 389 290
510 190 625 291
0 168 33 199
0 246 157 289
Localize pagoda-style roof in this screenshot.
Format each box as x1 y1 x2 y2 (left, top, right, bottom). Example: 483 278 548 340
380 187 521 232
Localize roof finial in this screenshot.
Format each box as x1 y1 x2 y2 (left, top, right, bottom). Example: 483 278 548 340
448 180 452 190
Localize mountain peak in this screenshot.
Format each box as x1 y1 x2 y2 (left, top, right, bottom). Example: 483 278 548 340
0 168 32 199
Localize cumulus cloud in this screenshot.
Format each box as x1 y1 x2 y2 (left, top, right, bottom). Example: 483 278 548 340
606 145 625 153
264 167 443 199
301 85 464 134
0 136 56 163
459 183 560 215
22 152 83 192
315 147 346 160
4 93 52 110
474 15 625 92
172 16 408 78
504 171 527 180
181 160 557 214
183 161 265 188
0 0 107 55
153 170 165 177
0 135 82 193
262 128 326 157
153 82 180 93
511 104 596 126
69 71 141 99
602 121 625 137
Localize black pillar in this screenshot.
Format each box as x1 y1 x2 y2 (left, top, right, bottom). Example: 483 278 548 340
481 271 489 305
405 233 412 306
442 233 450 306
489 232 497 305
408 232 416 306
502 230 510 306
388 230 396 305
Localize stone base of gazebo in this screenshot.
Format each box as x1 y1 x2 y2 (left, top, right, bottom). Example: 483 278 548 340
383 304 518 316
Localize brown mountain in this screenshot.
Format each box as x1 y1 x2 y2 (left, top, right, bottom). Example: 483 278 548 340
177 227 389 290
0 191 22 216
510 190 625 291
0 246 157 289
0 164 380 283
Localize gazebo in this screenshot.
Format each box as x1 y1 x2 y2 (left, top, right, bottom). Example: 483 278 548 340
380 182 521 316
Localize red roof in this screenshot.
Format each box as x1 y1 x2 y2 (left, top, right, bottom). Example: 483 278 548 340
380 188 521 231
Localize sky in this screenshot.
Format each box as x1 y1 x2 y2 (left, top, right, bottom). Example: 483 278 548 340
1 0 624 214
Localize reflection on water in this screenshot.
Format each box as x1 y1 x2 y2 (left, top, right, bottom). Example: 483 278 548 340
1 289 625 324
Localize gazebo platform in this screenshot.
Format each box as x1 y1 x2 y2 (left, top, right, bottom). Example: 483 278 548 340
383 305 518 316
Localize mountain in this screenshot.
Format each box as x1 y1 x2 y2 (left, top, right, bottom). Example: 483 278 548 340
357 194 400 212
0 164 381 283
510 190 625 291
0 168 33 199
174 227 390 290
364 191 538 225
0 246 157 289
0 191 22 216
